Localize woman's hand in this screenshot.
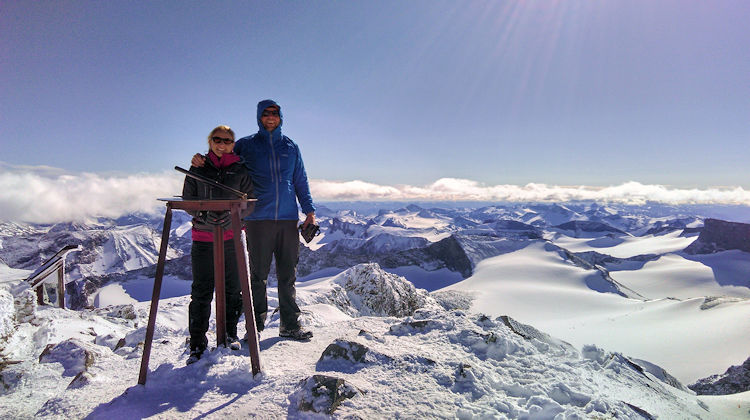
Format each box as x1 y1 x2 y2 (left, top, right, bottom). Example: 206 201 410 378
191 153 206 167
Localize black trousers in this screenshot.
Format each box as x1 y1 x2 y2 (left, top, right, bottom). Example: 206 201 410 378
189 239 242 346
245 220 301 332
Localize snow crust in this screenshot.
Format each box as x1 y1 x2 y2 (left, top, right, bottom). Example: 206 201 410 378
1 260 748 418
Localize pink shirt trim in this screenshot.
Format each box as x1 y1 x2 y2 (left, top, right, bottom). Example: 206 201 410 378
192 227 243 242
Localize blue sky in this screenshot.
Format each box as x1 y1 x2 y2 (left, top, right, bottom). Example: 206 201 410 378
2 0 749 189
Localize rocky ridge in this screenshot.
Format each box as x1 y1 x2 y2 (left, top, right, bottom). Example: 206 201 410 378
684 218 750 254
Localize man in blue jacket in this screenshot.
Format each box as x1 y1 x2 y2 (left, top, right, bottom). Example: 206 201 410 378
192 99 315 341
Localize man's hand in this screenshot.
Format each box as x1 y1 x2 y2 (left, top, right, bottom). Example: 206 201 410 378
301 212 315 229
191 153 206 167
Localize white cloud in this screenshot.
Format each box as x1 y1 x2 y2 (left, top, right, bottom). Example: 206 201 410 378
2 163 749 223
311 179 750 206
0 166 183 223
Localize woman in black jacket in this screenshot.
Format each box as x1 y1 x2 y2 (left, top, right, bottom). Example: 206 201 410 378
182 125 254 364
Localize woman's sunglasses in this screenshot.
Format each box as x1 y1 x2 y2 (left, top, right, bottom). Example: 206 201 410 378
211 136 234 145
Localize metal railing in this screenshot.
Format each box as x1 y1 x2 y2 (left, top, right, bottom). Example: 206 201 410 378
25 245 81 308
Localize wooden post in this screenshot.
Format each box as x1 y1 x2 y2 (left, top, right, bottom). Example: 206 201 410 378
36 287 44 306
231 202 261 374
57 264 65 309
138 203 173 385
137 198 260 385
213 224 227 348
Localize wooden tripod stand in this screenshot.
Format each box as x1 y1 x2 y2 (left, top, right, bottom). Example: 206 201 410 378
138 198 260 385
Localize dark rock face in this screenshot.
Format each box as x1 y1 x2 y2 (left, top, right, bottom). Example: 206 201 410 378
684 218 750 254
420 235 473 277
572 251 659 267
553 221 626 236
297 234 474 279
643 218 698 236
325 217 369 237
689 356 750 395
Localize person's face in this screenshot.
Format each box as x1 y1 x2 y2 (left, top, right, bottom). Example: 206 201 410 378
260 106 280 132
209 130 235 157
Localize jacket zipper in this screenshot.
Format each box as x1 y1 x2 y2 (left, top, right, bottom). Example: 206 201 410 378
268 131 280 220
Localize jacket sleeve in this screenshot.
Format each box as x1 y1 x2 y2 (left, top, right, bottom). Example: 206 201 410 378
181 167 199 217
240 168 256 219
233 137 245 157
291 143 315 215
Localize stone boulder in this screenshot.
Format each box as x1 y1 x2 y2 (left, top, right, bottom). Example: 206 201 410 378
318 339 371 364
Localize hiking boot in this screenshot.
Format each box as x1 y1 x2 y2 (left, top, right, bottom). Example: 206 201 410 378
187 334 208 365
227 335 242 351
186 348 204 365
279 327 313 341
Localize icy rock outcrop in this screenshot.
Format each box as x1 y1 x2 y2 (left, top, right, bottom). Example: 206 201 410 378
632 358 690 393
39 338 96 377
430 289 474 311
67 371 95 389
293 374 364 414
689 356 750 395
582 344 688 392
327 263 439 317
498 315 578 356
700 296 745 310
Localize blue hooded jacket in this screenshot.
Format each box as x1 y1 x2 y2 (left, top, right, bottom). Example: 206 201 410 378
234 99 315 221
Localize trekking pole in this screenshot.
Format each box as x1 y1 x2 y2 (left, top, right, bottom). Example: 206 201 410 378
175 166 247 199
265 307 280 328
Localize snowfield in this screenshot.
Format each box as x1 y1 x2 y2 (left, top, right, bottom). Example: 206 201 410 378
445 243 750 384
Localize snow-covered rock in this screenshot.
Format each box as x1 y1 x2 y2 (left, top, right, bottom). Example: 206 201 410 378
325 263 440 317
292 374 364 414
39 338 96 377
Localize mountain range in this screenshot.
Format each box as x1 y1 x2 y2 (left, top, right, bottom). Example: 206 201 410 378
2 201 750 418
